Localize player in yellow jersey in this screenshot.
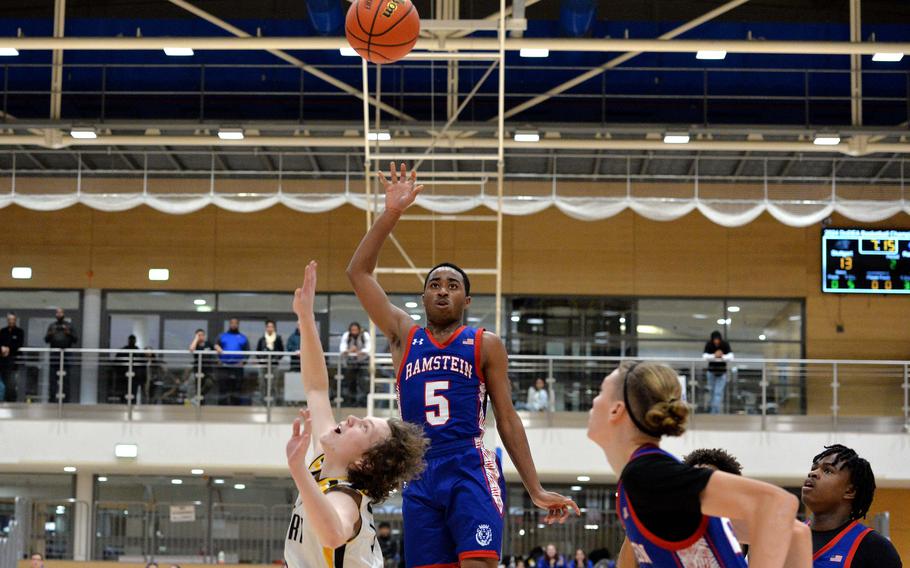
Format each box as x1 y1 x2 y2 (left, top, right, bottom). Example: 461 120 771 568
284 261 428 568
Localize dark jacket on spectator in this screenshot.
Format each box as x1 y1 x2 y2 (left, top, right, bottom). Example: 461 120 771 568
45 320 78 349
256 335 285 364
285 330 301 372
0 325 24 367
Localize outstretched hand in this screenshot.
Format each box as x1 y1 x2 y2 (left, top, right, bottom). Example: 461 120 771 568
378 162 423 213
286 408 313 469
292 260 317 320
532 489 582 524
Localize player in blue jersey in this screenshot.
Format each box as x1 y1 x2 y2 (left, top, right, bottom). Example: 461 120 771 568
590 361 812 568
801 444 902 568
347 162 579 568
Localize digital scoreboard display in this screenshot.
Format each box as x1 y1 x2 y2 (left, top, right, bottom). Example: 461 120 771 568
822 228 910 294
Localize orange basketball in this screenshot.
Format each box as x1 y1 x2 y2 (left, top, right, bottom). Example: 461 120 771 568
345 0 420 64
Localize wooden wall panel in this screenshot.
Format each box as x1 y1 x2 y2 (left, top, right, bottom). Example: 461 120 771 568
869 488 910 560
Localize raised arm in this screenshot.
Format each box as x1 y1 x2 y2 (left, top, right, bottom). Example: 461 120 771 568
292 261 337 454
346 162 424 346
483 331 580 523
701 472 805 568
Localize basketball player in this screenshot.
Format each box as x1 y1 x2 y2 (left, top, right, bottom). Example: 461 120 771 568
801 444 902 568
347 163 579 568
284 260 428 568
683 448 744 475
590 362 812 568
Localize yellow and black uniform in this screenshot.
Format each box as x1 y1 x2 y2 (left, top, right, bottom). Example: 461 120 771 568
284 454 382 568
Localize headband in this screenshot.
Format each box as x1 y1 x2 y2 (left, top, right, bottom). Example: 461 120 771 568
622 362 665 439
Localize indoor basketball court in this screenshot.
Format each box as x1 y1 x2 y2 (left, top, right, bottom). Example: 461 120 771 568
0 1 908 567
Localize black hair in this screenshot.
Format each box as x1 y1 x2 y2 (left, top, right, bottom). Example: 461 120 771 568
423 262 471 296
378 521 391 529
194 328 205 335
264 319 276 326
710 330 723 340
683 448 743 475
349 322 362 331
812 444 876 520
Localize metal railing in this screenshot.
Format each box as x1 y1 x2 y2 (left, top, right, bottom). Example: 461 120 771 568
3 348 908 431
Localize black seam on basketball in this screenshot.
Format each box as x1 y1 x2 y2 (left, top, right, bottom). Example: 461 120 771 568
346 27 371 46
367 0 384 54
354 46 393 64
354 4 370 36
348 28 417 48
370 3 415 38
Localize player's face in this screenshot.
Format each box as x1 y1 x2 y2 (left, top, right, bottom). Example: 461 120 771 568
801 454 854 514
587 369 621 448
321 415 391 465
422 268 471 323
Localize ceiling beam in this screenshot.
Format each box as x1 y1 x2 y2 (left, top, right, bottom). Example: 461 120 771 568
163 146 186 171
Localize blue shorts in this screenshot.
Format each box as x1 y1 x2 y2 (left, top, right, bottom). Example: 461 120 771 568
403 441 505 567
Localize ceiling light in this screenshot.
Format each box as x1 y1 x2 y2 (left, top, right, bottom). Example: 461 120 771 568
872 52 904 62
514 131 540 143
114 443 139 458
696 50 726 60
367 130 391 141
11 266 32 279
518 529 526 536
727 306 740 313
63 466 77 473
663 133 690 144
759 334 767 341
618 317 626 323
527 317 544 325
193 299 207 306
692 313 708 319
519 48 549 58
191 469 204 475
70 128 97 140
55 505 66 515
233 483 246 490
636 324 663 335
405 301 418 308
576 475 590 482
214 479 225 485
196 305 213 312
717 318 727 325
0 48 19 57
410 314 421 321
510 315 520 322
813 134 841 146
148 268 170 281
171 479 183 485
584 524 600 530
340 47 358 56
570 485 582 491
218 128 244 140
163 47 194 57
789 315 801 321
98 476 108 482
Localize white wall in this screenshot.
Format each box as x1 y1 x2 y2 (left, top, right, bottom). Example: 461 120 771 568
3 418 909 487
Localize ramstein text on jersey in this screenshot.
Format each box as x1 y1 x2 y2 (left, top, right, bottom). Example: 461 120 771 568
402 354 473 382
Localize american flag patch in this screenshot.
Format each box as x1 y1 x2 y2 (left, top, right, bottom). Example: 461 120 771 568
463 338 474 345
829 555 843 563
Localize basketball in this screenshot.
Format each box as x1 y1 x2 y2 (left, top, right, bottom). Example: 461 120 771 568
345 0 420 64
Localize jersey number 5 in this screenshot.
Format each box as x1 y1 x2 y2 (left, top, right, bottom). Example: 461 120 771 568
425 381 451 426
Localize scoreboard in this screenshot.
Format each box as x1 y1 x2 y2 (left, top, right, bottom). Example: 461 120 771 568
822 228 910 294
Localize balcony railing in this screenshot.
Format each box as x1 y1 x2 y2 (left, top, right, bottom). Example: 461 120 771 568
2 348 907 431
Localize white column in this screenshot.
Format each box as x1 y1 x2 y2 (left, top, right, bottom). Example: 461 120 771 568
80 288 102 404
73 471 94 561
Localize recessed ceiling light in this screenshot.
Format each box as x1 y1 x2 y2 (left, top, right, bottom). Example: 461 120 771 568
813 134 841 146
233 483 246 490
696 50 726 60
98 476 108 482
196 305 213 313
584 524 600 530
663 133 690 144
727 306 740 313
519 48 549 58
114 443 139 458
570 485 582 491
171 479 183 485
692 313 708 319
618 317 626 323
514 131 540 143
527 317 544 325
0 48 19 57
163 47 194 56
510 315 520 322
218 128 244 140
872 52 904 62
70 128 97 139
214 479 225 485
191 469 204 475
759 334 767 341
576 475 590 482
405 301 418 308
63 466 77 473
11 266 32 279
148 268 170 281
339 47 358 56
193 299 207 306
367 131 391 141
410 314 421 320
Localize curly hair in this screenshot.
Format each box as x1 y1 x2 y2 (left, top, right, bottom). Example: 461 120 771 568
812 444 876 520
347 418 428 503
683 448 743 475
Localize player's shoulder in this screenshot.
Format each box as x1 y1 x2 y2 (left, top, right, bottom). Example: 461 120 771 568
856 529 902 567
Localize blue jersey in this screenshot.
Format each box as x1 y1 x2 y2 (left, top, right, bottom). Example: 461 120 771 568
397 325 487 452
617 446 747 568
812 520 872 568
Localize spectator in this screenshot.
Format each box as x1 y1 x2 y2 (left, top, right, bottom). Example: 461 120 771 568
515 560 527 568
216 318 250 405
376 522 398 568
45 307 79 403
570 549 592 568
0 313 25 402
540 544 566 568
255 320 285 404
285 328 301 372
189 329 217 404
702 330 733 414
526 377 549 412
115 335 144 404
30 553 44 568
339 322 370 405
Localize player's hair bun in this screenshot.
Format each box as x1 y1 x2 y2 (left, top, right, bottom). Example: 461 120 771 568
643 397 689 437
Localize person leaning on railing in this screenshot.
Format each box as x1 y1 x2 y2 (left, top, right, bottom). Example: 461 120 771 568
45 307 78 403
188 329 217 404
0 312 24 402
